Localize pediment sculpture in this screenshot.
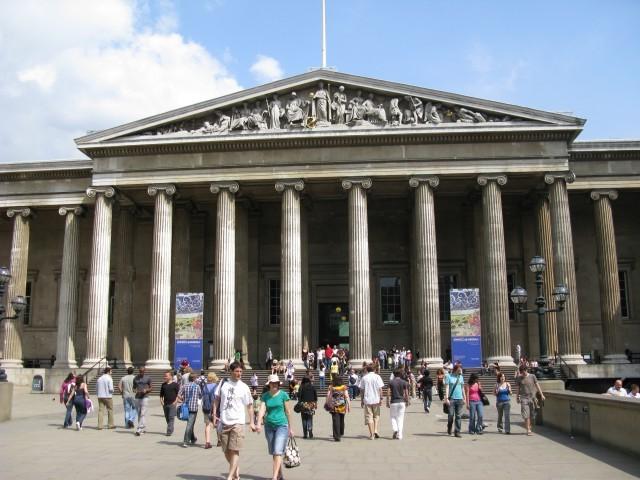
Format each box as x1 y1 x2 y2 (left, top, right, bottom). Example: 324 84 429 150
138 81 522 138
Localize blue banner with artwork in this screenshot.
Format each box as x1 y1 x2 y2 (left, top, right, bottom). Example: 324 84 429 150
174 293 204 371
449 288 482 368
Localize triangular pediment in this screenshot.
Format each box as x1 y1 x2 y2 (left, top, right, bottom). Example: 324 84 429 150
75 70 584 148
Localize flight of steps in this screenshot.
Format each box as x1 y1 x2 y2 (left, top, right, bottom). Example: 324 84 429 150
88 365 519 397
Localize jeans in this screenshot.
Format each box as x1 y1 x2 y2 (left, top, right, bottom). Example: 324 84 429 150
300 413 313 437
348 385 359 400
468 400 484 433
184 411 198 444
73 396 87 427
331 412 345 439
447 399 464 433
422 390 432 411
496 401 511 433
264 424 289 455
319 376 326 388
123 395 137 426
63 401 74 427
135 396 149 432
97 397 114 429
389 402 406 439
163 404 177 434
324 358 331 370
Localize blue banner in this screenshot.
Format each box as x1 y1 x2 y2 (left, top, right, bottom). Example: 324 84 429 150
450 288 482 368
174 293 204 371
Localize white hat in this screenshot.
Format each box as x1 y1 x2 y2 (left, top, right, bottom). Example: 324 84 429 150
267 374 280 385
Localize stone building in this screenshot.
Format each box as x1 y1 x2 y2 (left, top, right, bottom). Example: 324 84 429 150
1 70 638 374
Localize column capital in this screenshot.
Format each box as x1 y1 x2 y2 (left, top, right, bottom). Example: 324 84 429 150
590 189 618 201
58 206 84 216
147 184 177 197
210 181 239 194
477 175 507 186
7 207 34 219
409 176 439 189
341 178 372 190
544 171 576 185
275 179 305 192
86 186 116 199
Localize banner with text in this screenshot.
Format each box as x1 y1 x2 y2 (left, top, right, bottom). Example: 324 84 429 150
174 292 204 371
449 288 482 368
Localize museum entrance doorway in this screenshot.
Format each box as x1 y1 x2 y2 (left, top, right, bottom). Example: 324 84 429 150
318 302 349 350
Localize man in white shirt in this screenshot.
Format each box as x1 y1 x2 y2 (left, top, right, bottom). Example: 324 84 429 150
96 366 114 430
358 364 384 439
214 362 256 480
605 379 628 397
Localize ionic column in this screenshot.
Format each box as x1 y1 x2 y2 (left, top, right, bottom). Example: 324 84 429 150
82 187 115 369
342 178 372 364
477 175 514 365
276 180 304 366
591 190 628 363
210 182 239 368
53 206 83 369
534 194 558 359
545 173 584 364
1 208 33 368
170 203 191 362
146 185 176 369
410 176 442 366
112 208 136 367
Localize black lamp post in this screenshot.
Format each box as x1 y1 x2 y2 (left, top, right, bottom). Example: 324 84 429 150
0 266 27 381
509 255 569 364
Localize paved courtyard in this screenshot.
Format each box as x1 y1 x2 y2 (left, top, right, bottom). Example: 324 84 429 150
1 386 638 480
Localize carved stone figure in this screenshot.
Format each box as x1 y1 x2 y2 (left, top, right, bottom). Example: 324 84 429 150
331 85 347 124
215 110 231 133
389 98 403 126
362 93 387 123
285 92 306 126
269 94 283 129
230 104 251 130
455 107 476 123
404 96 424 125
425 102 442 124
346 90 365 123
191 121 216 135
247 102 268 130
311 81 330 125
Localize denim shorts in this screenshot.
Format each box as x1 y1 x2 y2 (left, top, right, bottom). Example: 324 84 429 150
264 424 289 456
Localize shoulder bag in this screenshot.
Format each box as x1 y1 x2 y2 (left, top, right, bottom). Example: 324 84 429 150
283 436 301 468
479 386 490 406
443 376 460 414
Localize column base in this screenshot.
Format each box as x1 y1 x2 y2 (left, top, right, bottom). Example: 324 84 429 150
145 359 171 370
348 358 373 367
52 360 79 370
419 357 443 368
602 354 630 364
0 359 23 369
486 356 516 367
559 354 586 365
80 358 103 369
209 359 230 370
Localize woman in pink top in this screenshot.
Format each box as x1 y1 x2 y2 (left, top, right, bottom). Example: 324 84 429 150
464 373 484 435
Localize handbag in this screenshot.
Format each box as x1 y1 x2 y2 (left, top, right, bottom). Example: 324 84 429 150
443 376 460 414
293 401 303 413
283 436 301 468
178 403 189 421
480 389 490 406
323 390 334 412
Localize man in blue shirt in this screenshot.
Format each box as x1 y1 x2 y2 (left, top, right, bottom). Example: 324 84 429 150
444 364 466 437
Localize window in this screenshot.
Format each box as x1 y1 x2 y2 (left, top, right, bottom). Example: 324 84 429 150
380 276 402 324
619 270 630 319
22 280 33 325
438 274 458 323
108 280 115 326
507 272 516 321
269 279 281 325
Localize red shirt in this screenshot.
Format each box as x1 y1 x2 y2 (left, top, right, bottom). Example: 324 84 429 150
325 347 333 359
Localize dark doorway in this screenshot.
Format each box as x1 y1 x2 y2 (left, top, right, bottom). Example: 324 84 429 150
318 302 349 349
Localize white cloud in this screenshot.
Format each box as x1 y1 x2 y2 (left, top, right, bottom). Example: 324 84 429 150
0 0 241 163
464 44 529 100
249 55 284 83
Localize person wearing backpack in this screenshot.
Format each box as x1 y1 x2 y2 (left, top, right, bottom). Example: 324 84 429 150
202 372 219 449
178 373 202 448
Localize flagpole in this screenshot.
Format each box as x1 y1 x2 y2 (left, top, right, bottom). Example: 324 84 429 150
321 0 327 69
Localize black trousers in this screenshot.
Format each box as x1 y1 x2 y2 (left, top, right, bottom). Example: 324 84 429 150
331 413 345 439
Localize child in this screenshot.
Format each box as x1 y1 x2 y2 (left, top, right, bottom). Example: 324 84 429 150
252 389 262 425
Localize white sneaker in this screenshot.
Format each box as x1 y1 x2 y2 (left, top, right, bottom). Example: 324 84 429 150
76 422 80 431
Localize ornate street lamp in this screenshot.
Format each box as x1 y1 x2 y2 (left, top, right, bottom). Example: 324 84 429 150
509 255 569 363
0 266 27 381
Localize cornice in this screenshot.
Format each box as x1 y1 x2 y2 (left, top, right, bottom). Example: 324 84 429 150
80 126 578 159
0 168 92 182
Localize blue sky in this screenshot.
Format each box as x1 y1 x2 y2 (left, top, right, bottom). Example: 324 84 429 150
1 0 638 162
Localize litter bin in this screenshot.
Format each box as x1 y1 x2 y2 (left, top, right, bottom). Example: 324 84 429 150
31 374 44 393
569 401 590 438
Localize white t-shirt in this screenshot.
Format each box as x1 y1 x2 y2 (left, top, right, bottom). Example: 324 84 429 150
628 392 640 399
218 379 252 426
607 386 628 397
358 372 384 405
